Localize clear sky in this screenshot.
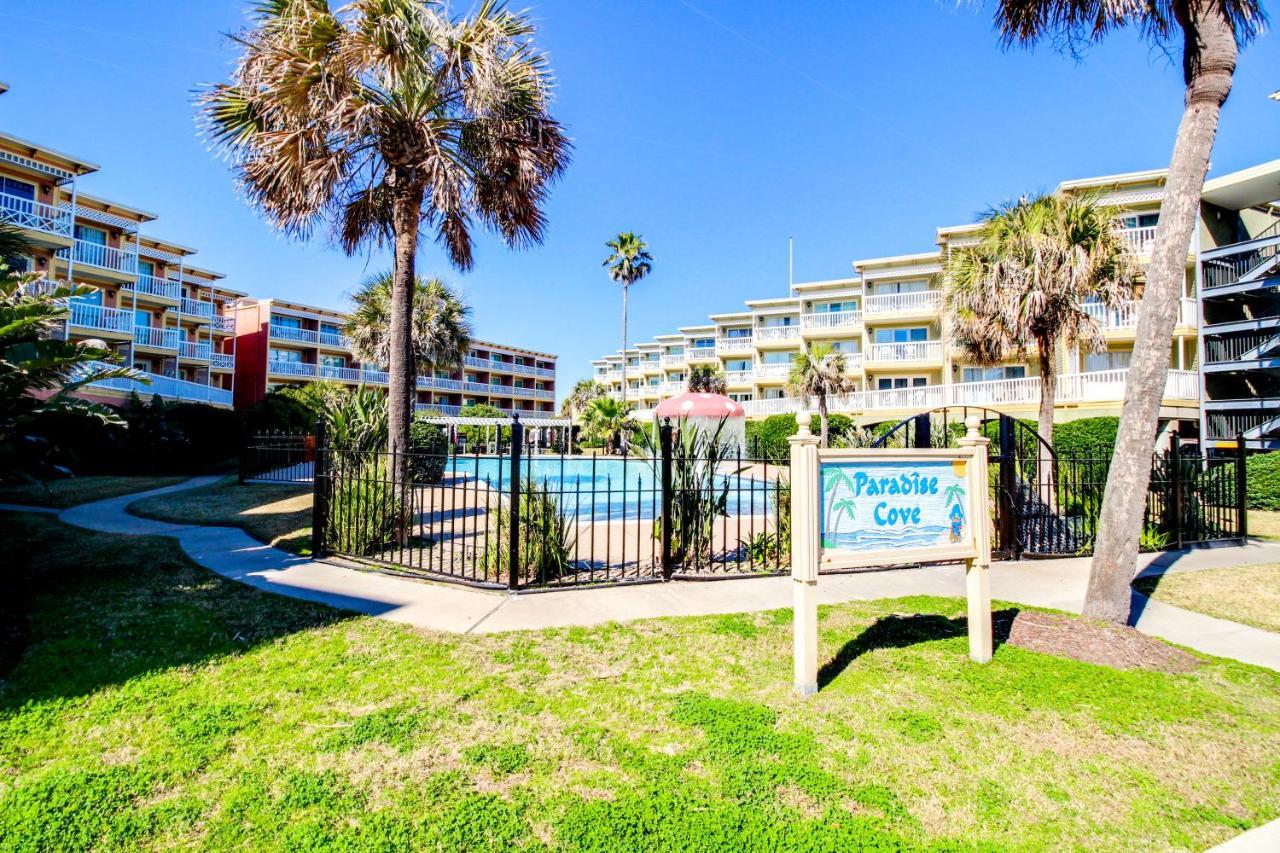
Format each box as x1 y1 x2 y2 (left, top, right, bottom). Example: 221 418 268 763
1 1 1276 393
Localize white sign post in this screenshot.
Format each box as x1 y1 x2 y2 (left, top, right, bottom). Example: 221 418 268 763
790 413 993 696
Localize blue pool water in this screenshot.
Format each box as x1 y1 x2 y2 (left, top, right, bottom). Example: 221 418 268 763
444 455 774 519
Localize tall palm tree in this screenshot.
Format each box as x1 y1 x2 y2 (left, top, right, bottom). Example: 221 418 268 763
561 378 605 419
602 233 653 405
345 274 473 378
687 364 726 395
200 0 569 475
943 193 1136 450
787 343 854 447
981 0 1264 624
580 395 632 455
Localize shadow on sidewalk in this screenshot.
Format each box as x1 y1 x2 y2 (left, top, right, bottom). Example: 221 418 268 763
818 608 1019 689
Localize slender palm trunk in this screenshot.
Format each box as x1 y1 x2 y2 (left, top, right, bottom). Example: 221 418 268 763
620 283 629 406
1037 338 1058 507
818 395 829 448
1083 2 1236 624
387 179 425 476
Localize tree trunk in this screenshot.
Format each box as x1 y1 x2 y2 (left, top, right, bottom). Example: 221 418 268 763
620 283 629 406
1083 1 1236 624
1037 338 1058 508
387 178 426 473
818 395 829 448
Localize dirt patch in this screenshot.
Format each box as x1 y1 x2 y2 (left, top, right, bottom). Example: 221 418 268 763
1007 611 1200 673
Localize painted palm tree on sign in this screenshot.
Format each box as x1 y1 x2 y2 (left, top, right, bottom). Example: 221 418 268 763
977 0 1264 624
200 0 569 478
602 233 653 406
345 274 473 379
943 193 1136 451
788 343 854 448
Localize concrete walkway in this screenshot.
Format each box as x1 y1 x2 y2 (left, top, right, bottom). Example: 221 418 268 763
9 478 1280 671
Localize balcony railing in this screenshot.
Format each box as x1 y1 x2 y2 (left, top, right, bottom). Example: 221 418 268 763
128 275 181 300
1202 225 1280 291
211 315 236 333
755 326 800 343
59 239 138 275
68 301 132 334
685 347 718 361
421 376 463 391
661 354 685 367
800 310 862 330
268 360 317 378
660 381 686 395
416 402 462 416
1 192 73 237
1119 226 1158 255
863 290 941 315
211 352 235 369
180 341 212 361
1083 298 1197 329
181 298 213 319
133 326 180 350
716 337 754 354
725 369 755 384
755 363 792 380
269 324 319 344
361 369 389 384
319 365 362 382
318 331 350 348
78 362 233 408
641 359 663 372
865 340 943 362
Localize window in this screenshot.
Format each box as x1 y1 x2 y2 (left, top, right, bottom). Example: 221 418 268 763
648 378 661 387
814 300 856 313
269 348 302 363
669 372 685 381
760 351 795 364
271 315 302 329
725 359 751 372
321 355 345 368
725 328 752 339
134 309 152 327
692 338 715 349
962 366 1026 383
667 346 684 355
8 255 32 273
138 260 156 279
874 327 928 343
0 176 35 203
74 224 107 245
1085 351 1132 372
763 389 786 400
877 377 927 390
728 393 754 402
874 280 927 295
1120 213 1159 229
830 340 860 353
74 288 103 306
760 315 795 327
320 322 343 336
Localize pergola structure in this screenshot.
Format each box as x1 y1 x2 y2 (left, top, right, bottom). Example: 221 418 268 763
416 414 573 454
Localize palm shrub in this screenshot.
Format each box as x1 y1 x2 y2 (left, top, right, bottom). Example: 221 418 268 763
787 343 853 448
345 273 472 375
580 397 633 455
485 479 578 585
318 388 389 463
639 417 737 569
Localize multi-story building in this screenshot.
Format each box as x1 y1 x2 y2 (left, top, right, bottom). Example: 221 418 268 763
232 297 557 417
592 163 1280 439
1197 161 1280 450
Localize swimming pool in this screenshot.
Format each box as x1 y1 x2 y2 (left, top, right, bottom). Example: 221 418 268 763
443 455 775 519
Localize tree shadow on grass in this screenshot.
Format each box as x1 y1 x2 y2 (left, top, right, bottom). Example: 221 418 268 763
1 512 353 710
817 608 1019 690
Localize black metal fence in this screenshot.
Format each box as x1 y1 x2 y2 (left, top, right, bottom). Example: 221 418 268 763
240 432 315 484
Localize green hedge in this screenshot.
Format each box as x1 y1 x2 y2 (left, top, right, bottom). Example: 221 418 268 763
1246 452 1280 511
1053 417 1119 458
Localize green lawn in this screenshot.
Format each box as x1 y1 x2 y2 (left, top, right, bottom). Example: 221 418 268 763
2 512 1279 850
0 476 186 509
128 476 312 555
1136 563 1280 634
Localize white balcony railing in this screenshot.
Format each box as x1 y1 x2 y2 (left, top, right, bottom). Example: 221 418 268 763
725 369 755 384
319 365 362 382
1120 226 1158 255
269 324 319 344
417 402 462 416
180 341 212 361
211 315 236 333
60 239 138 275
661 354 685 368
267 360 317 378
800 310 862 330
716 337 754 354
78 362 233 408
1082 298 1197 329
181 298 213 319
318 331 350 348
361 369 389 384
133 326 180 350
641 359 663 373
686 347 718 361
660 381 686 395
0 191 73 237
421 377 463 391
755 363 792 380
211 352 235 369
129 275 180 300
863 290 941 315
69 301 132 334
755 326 800 343
865 340 943 362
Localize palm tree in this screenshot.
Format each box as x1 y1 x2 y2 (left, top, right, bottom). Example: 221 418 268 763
200 0 569 475
981 0 1264 624
580 396 632 455
943 193 1136 450
561 379 605 419
687 364 726 395
602 233 653 405
787 343 853 448
345 274 472 379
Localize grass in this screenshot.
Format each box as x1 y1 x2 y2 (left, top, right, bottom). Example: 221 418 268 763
2 512 1279 850
128 476 312 555
0 476 186 509
1136 563 1280 634
1248 510 1280 542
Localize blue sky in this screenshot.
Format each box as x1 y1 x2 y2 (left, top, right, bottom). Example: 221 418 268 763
1 1 1276 391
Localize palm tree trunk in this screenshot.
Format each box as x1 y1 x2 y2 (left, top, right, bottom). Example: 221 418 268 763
620 283 629 406
387 179 425 475
818 394 829 448
1083 2 1237 624
1037 338 1057 508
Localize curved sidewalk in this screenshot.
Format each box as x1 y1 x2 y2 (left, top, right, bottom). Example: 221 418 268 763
8 478 1280 670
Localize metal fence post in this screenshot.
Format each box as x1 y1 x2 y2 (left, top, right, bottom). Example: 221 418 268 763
1236 433 1249 541
1169 431 1183 550
508 414 523 591
659 418 674 580
997 415 1018 559
310 418 328 558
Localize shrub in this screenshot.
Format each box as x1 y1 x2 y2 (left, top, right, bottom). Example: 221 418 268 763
409 418 448 485
1054 417 1119 458
746 415 797 461
825 413 853 442
1246 451 1280 511
327 460 402 556
485 480 577 584
458 404 508 449
242 390 322 435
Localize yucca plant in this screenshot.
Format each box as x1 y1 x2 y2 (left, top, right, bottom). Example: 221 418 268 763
485 479 579 585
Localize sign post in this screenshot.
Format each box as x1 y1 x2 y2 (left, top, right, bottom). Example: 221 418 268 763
790 414 993 696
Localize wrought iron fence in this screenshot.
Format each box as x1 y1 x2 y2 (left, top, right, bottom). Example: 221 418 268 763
240 432 315 484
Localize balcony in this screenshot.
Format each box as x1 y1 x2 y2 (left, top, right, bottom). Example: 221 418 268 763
661 354 685 368
641 359 663 373
1119 226 1158 255
416 402 462 416
318 331 350 348
419 376 463 391
267 360 317 378
181 298 213 320
319 365 363 382
68 301 132 335
1083 298 1197 330
685 347 718 362
59 238 138 278
78 362 233 408
660 381 686 395
865 340 943 363
724 369 755 385
754 326 800 344
0 192 73 242
465 356 555 378
800 310 862 332
211 352 235 370
715 337 754 355
211 314 236 334
1201 223 1280 292
269 323 319 344
361 369 389 384
863 290 941 316
754 363 792 381
180 341 212 361
133 326 180 350
128 275 180 301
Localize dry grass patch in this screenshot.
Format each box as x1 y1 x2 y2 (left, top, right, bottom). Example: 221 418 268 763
1248 510 1280 542
128 475 312 554
1135 563 1280 633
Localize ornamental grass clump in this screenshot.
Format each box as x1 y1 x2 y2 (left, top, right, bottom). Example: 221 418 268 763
327 459 403 557
486 479 578 585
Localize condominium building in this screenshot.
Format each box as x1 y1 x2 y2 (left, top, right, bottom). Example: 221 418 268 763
594 161 1280 441
232 297 557 417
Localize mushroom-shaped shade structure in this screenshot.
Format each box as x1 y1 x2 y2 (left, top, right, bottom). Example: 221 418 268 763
653 392 746 452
